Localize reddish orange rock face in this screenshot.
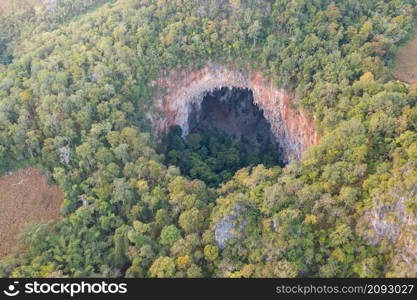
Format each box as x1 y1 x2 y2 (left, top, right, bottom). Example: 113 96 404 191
150 62 319 161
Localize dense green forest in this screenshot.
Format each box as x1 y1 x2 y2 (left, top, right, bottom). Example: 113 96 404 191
0 0 115 64
162 125 281 187
0 0 416 277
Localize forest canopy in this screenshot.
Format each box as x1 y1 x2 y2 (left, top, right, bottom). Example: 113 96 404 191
0 0 416 278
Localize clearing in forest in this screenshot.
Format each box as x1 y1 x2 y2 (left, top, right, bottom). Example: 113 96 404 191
392 31 417 84
0 167 63 258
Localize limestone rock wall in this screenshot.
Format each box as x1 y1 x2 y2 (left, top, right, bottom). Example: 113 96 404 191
359 179 417 277
150 62 319 161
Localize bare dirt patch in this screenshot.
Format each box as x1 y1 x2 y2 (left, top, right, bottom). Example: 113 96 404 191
0 167 63 258
392 31 417 84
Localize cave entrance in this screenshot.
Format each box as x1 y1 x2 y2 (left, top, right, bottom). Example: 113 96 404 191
162 87 284 187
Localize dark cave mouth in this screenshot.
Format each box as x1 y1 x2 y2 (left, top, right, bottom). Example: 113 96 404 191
162 87 284 187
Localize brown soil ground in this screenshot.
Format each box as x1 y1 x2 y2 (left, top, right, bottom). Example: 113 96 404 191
0 167 63 258
392 31 417 84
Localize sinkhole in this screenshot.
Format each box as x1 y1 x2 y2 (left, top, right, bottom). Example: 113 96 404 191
160 87 285 187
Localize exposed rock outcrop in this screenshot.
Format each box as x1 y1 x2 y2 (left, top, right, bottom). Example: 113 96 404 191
361 190 417 277
358 164 417 277
214 205 247 250
151 62 319 161
361 192 416 246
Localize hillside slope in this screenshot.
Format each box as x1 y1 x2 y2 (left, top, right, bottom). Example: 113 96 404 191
0 0 416 278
